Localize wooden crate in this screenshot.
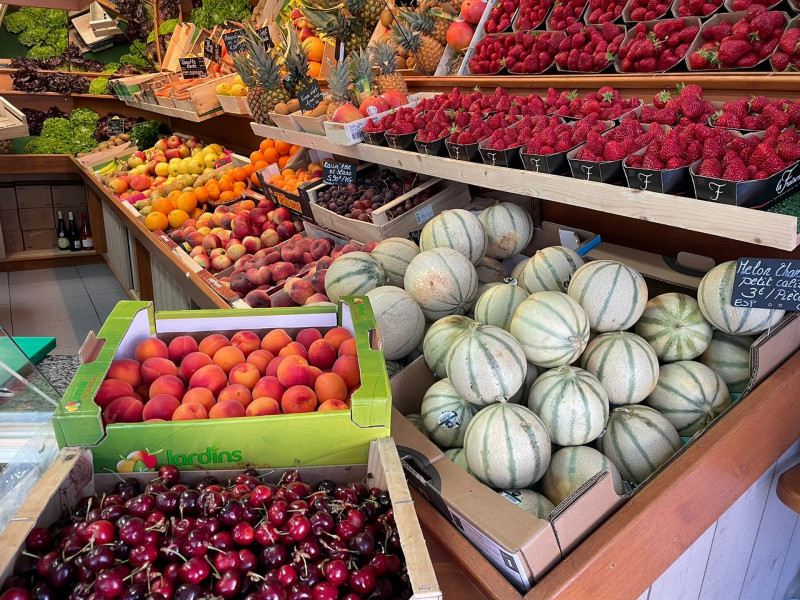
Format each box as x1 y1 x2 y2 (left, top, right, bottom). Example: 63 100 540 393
162 22 197 72
76 142 134 170
0 97 28 140
0 440 442 600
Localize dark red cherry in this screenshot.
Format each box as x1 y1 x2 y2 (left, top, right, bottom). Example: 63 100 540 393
25 527 52 551
158 465 181 486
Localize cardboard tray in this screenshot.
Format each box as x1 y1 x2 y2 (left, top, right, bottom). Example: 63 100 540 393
292 110 328 135
323 94 428 146
0 97 29 140
520 117 614 175
567 122 654 183
770 14 800 71
52 298 391 472
623 146 693 194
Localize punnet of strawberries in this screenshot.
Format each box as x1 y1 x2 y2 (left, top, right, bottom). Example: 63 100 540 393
695 125 800 181
627 0 671 21
712 96 800 130
547 86 642 120
521 113 611 155
677 0 722 16
517 0 555 30
548 0 589 30
771 21 800 71
586 0 625 24
575 117 660 161
627 122 707 170
730 0 779 10
415 109 457 142
688 7 787 70
554 22 626 72
448 116 495 146
484 0 517 33
618 19 700 72
638 84 716 126
469 32 566 74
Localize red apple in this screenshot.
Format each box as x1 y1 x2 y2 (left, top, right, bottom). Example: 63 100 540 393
359 95 390 117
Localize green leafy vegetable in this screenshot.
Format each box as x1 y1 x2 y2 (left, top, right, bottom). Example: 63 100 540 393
120 41 152 69
189 0 252 29
4 8 68 59
129 120 170 149
89 77 110 95
25 109 101 155
103 62 121 74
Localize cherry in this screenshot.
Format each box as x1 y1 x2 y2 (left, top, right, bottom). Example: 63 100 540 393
119 517 146 545
214 550 240 572
287 583 312 600
25 527 52 552
172 584 201 600
345 509 365 532
145 511 167 529
322 559 347 586
348 566 376 595
125 494 155 518
178 490 200 516
117 486 138 502
74 557 93 583
297 539 322 562
276 564 298 587
241 504 260 524
284 482 311 502
145 482 167 495
30 583 55 600
259 582 288 600
315 480 335 495
110 540 131 560
268 501 289 526
296 562 322 586
386 529 402 552
68 583 93 600
102 494 124 508
118 583 147 600
212 531 234 551
349 482 370 500
310 582 337 600
309 512 334 536
46 559 75 587
86 508 103 523
178 557 210 584
60 535 85 555
230 484 250 498
85 546 115 572
255 522 280 547
238 548 258 571
95 566 129 597
100 505 126 521
322 538 348 561
2 587 31 600
371 578 393 600
288 500 308 515
142 531 159 546
156 492 179 513
349 531 374 556
171 484 188 495
260 544 289 569
182 528 211 557
214 571 242 599
334 521 357 541
195 476 218 491
219 500 244 526
249 485 272 507
385 554 402 576
129 544 159 568
232 521 255 546
172 517 195 537
282 470 301 484
163 562 180 582
333 487 357 504
242 476 260 490
375 490 391 509
158 465 181 486
195 517 219 534
197 491 223 517
359 502 377 523
368 552 389 577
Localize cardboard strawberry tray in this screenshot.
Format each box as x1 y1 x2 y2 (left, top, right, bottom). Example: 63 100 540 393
445 136 483 162
623 146 693 194
690 156 800 207
415 131 450 157
567 122 653 182
555 25 624 73
520 118 614 175
613 16 702 73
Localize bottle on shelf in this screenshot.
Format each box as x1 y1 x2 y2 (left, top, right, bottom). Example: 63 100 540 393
80 212 94 251
67 212 81 252
56 211 69 251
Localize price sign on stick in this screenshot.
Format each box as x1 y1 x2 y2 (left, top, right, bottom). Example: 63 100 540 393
731 258 800 311
222 29 248 54
323 161 357 186
204 39 222 63
297 80 323 112
107 117 124 136
179 57 207 79
255 26 273 49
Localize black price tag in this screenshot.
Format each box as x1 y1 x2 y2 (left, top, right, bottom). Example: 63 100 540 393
204 38 222 63
297 80 323 111
179 57 207 79
255 26 273 49
107 117 124 136
408 229 422 245
222 29 248 54
731 258 800 311
323 161 357 186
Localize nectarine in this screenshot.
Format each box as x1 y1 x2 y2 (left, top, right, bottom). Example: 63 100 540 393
106 359 141 388
314 372 348 403
103 396 144 424
213 346 246 374
332 355 360 389
135 338 169 363
180 352 213 381
141 357 178 386
281 385 317 414
218 384 252 408
95 379 135 410
168 336 199 364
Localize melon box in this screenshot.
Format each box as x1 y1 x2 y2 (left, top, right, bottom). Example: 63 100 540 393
52 297 392 473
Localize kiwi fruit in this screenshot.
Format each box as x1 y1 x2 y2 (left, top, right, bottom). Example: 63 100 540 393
274 102 290 115
380 8 394 27
287 98 301 112
396 56 408 69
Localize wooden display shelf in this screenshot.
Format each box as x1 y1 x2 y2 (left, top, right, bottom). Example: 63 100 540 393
0 249 103 271
1 249 96 262
250 123 800 251
123 98 223 123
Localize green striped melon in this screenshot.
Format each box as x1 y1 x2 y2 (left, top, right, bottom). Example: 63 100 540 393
445 324 527 405
371 238 420 287
698 261 785 335
567 260 648 332
422 315 475 378
510 291 591 368
599 405 681 483
475 257 509 284
644 360 730 436
474 283 529 332
444 447 472 474
542 446 623 506
405 413 427 436
581 332 659 405
509 362 541 404
419 209 488 265
511 260 527 287
385 360 402 378
527 366 609 445
634 293 712 362
421 379 481 448
521 246 584 294
499 489 554 519
404 248 478 320
325 252 388 303
478 202 534 260
698 330 754 394
365 286 425 360
463 402 551 489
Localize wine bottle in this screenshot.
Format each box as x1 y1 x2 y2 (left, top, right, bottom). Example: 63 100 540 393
68 212 81 252
56 211 69 251
80 212 94 251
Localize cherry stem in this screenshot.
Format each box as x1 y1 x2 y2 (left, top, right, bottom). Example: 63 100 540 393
205 555 221 579
21 551 41 559
102 467 127 483
162 547 188 562
204 544 227 554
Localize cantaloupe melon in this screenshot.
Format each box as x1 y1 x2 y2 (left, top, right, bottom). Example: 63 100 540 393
478 202 534 260
644 360 730 436
542 446 623 506
444 447 472 474
422 315 475 378
371 238 420 287
385 360 402 378
521 246 584 294
404 248 478 320
509 362 541 404
421 379 481 448
463 402 551 489
635 293 712 362
499 489 554 519
419 209 488 265
697 261 785 335
567 260 648 332
405 413 427 436
365 286 425 360
510 291 591 368
325 252 388 303
511 260 527 288
599 405 681 483
475 256 509 284
474 283 529 332
445 324 527 405
698 330 754 394
527 366 609 445
581 332 659 405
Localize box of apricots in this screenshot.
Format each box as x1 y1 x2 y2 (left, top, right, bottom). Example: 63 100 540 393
53 297 390 472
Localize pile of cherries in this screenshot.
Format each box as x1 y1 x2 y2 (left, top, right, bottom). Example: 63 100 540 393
1 466 411 600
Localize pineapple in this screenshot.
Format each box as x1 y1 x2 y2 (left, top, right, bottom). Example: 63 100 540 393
245 33 290 125
344 0 382 28
391 21 443 76
370 40 407 94
304 4 372 52
417 1 450 45
281 26 311 97
349 48 374 103
325 57 353 120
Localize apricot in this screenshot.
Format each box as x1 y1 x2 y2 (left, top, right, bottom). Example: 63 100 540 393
314 372 348 403
189 364 228 396
95 379 135 409
143 394 180 421
261 329 292 355
228 362 260 390
277 355 312 388
296 328 322 350
141 357 179 386
106 359 142 388
103 396 144 424
214 346 246 374
265 356 284 378
308 339 337 370
149 375 185 400
231 331 261 356
307 366 322 386
198 334 230 358
246 349 274 375
180 352 213 381
324 327 352 351
218 384 252 408
209 399 246 419
173 403 208 421
168 336 199 364
281 385 317 413
318 399 349 412
252 376 286 402
338 337 357 357
182 387 216 412
135 338 169 362
246 397 280 417
278 341 309 360
332 355 360 389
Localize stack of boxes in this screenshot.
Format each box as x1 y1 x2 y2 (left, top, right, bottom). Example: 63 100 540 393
0 187 22 255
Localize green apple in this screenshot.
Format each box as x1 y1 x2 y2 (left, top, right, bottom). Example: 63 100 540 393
188 159 205 175
154 162 170 177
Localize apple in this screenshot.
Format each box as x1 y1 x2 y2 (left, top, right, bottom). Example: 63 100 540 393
186 231 205 248
460 0 485 23
193 254 211 269
109 177 128 195
186 136 201 149
277 221 296 240
154 139 169 152
165 148 181 161
258 198 276 211
127 156 144 169
359 95 389 117
211 253 232 272
189 246 206 258
233 221 251 241
380 90 409 109
129 174 152 192
217 230 232 244
178 144 191 158
167 135 182 149
332 103 364 123
154 162 170 177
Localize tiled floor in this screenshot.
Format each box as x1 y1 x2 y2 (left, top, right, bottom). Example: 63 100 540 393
0 264 127 354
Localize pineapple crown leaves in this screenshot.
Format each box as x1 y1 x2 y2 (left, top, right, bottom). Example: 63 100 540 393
369 40 398 75
398 8 436 34
324 57 354 101
391 21 422 52
281 24 311 85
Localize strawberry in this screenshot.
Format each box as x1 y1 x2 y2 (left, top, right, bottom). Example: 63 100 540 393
722 159 749 181
698 158 722 177
762 103 790 129
677 0 721 16
718 39 753 67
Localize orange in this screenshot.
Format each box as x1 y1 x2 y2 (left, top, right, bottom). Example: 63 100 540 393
263 148 279 164
176 191 198 213
168 209 190 229
307 61 321 78
278 155 290 169
195 187 210 203
145 211 169 231
167 190 182 202
281 168 296 179
232 167 248 182
269 173 284 184
308 162 322 173
207 185 221 200
250 151 265 164
253 160 269 171
304 37 325 62
243 164 255 176
260 139 275 153
191 207 203 219
289 145 301 156
219 178 234 192
219 191 237 203
275 140 291 155
152 197 174 215
251 172 262 188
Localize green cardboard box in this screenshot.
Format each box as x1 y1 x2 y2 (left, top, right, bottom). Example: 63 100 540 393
53 298 391 473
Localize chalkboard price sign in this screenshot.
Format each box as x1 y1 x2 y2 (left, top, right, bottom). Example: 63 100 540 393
731 258 800 311
297 80 323 111
222 29 248 54
255 26 273 49
204 39 222 63
323 161 357 186
107 117 124 136
179 57 207 79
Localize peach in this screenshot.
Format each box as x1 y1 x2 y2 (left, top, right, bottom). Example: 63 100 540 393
246 397 280 417
209 399 246 419
277 355 312 388
318 399 349 412
338 337 357 357
308 339 337 370
315 372 348 403
310 270 327 295
141 357 179 386
281 385 317 414
361 241 378 253
245 290 271 308
269 290 295 308
261 329 292 355
103 397 144 424
246 349 274 375
173 403 208 421
324 327 353 351
305 293 330 305
214 346 246 374
180 352 213 381
285 278 315 305
149 375 185 400
135 338 169 362
229 362 260 390
198 334 230 358
189 364 228 396
168 336 199 364
182 387 216 412
218 384 252 408
296 328 323 350
106 359 141 388
278 341 309 360
231 331 261 356
266 356 284 378
333 355 360 389
95 379 135 409
143 394 180 421
308 366 322 386
252 376 286 402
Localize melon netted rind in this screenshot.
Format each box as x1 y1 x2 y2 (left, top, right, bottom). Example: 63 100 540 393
478 201 534 260
581 332 659 405
325 251 388 303
371 237 421 287
404 248 478 321
635 293 713 362
542 445 623 507
365 286 425 360
420 378 481 448
499 489 555 519
698 330 755 394
521 246 584 294
419 208 488 265
474 283 529 332
422 315 476 379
